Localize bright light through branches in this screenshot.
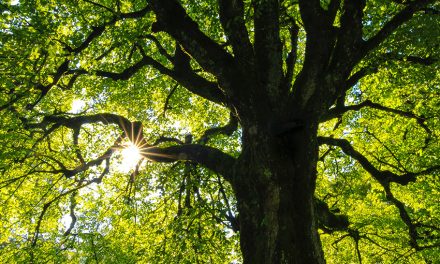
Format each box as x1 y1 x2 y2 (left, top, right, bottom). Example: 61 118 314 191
119 143 142 172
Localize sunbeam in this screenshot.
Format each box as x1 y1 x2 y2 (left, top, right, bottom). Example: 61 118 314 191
119 143 142 172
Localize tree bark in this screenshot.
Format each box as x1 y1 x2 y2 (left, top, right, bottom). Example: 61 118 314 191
233 121 324 264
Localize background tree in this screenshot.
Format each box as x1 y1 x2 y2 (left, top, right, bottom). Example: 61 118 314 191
1 0 439 263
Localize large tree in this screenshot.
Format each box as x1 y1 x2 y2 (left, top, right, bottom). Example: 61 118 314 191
1 0 439 263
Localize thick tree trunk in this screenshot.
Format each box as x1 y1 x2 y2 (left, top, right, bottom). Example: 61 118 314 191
233 122 324 264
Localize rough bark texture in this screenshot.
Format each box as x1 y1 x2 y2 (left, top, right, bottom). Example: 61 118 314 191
234 122 324 263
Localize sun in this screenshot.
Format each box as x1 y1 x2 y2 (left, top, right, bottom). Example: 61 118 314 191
119 143 142 172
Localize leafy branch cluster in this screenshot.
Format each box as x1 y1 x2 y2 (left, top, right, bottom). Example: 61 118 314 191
0 0 439 263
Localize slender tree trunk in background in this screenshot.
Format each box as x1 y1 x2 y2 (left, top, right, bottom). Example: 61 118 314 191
233 119 325 264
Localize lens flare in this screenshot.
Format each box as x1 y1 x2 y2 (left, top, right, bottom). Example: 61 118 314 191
119 143 142 172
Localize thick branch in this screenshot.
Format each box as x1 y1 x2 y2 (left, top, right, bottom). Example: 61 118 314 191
31 112 237 181
218 0 254 64
298 0 329 34
292 2 336 109
143 144 236 182
32 113 132 132
69 50 227 105
170 45 228 105
150 0 235 82
331 0 366 67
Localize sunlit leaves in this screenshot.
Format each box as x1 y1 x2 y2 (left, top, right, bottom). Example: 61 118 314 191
1 0 439 263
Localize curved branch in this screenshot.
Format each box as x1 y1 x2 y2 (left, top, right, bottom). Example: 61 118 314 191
34 137 119 179
72 128 85 164
31 113 132 132
318 137 439 185
40 113 237 180
383 184 419 249
69 48 227 105
319 136 440 249
26 59 70 110
29 112 237 182
322 100 431 135
162 83 178 117
26 113 134 177
169 45 228 105
142 144 236 182
345 66 379 89
150 0 235 81
323 99 433 148
64 139 120 179
88 55 172 81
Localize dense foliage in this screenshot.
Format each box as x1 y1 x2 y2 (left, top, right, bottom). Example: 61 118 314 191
1 0 439 263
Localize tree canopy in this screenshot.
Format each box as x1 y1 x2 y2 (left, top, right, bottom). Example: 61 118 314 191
0 0 439 263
